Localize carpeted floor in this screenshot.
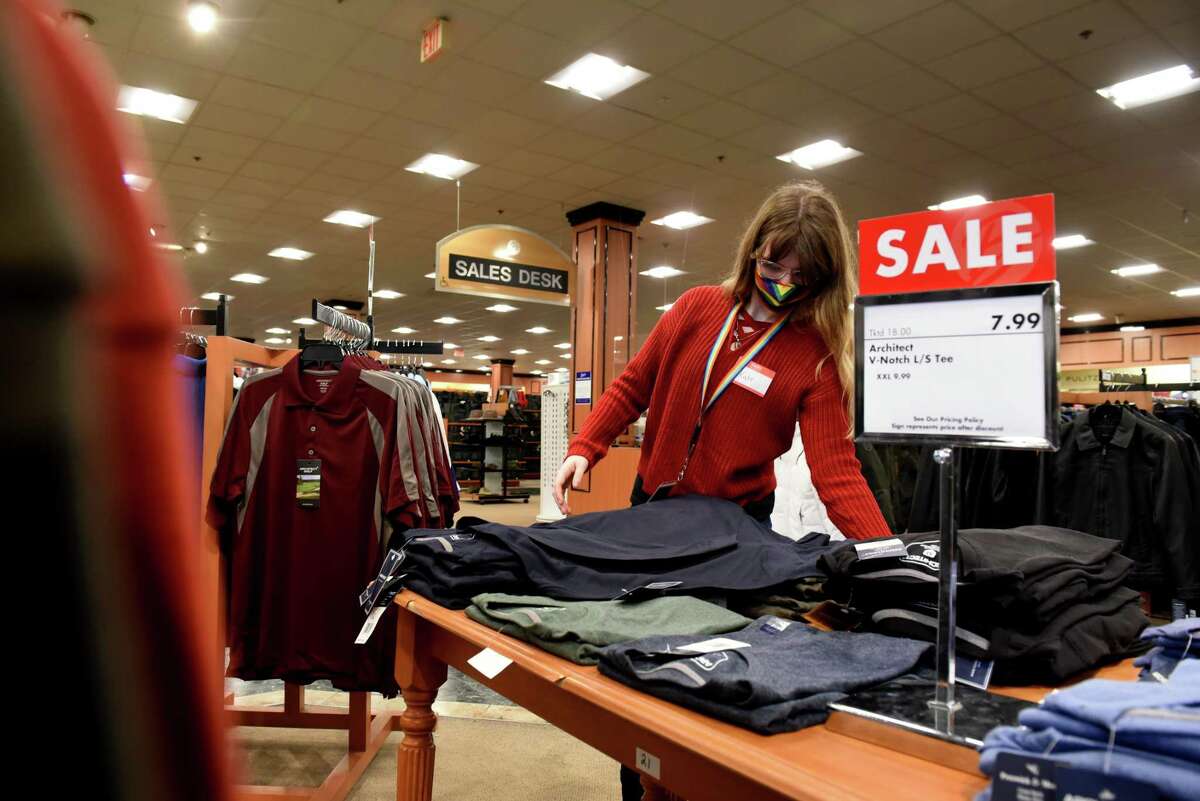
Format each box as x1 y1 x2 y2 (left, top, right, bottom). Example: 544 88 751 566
235 717 620 801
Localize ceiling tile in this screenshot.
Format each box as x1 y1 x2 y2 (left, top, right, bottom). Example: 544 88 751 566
344 136 426 168
225 41 336 93
299 172 370 197
802 0 941 35
850 68 959 114
674 100 771 139
490 149 574 178
1056 34 1187 89
899 93 1003 133
570 104 660 141
735 72 832 122
342 33 438 85
168 147 245 175
957 0 1093 31
927 36 1045 89
584 145 668 175
311 68 414 114
208 189 274 211
1158 15 1199 59
984 133 1071 166
940 113 1040 150
468 109 552 145
464 166 536 192
1011 150 1101 181
290 97 382 134
634 124 716 160
253 142 332 170
610 76 714 122
118 51 221 99
380 0 504 49
870 3 999 63
189 102 284 138
78 2 140 49
282 0 398 27
738 120 808 156
130 11 240 71
209 76 306 117
728 6 854 67
162 163 232 189
1015 91 1119 131
795 40 911 91
424 59 527 104
178 127 261 158
223 175 292 199
595 13 716 74
318 156 391 183
669 45 778 95
1049 113 1148 148
511 0 641 44
971 66 1081 111
366 114 454 150
468 22 578 79
162 181 219 202
268 120 354 153
547 163 625 189
527 129 613 161
249 1 370 60
1014 0 1149 61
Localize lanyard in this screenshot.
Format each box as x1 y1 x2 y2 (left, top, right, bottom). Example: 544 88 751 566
670 304 789 484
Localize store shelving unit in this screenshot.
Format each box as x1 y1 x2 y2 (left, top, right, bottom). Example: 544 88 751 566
449 417 531 503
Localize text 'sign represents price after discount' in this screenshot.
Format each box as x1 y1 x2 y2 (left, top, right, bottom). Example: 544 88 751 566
859 290 1051 445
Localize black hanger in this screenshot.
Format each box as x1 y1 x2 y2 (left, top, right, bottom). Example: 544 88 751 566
299 341 343 369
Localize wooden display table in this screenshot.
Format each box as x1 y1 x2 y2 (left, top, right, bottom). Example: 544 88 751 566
391 591 1137 801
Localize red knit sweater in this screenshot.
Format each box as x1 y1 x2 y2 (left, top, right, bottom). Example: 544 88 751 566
567 285 890 539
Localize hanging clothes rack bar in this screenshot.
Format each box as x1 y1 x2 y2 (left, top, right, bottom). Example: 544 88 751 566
299 299 444 356
179 294 228 335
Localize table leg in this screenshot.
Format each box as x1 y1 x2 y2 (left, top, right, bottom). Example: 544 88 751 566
395 609 448 801
641 777 685 801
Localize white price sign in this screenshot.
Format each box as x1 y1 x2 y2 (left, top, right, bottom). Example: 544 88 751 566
855 283 1057 448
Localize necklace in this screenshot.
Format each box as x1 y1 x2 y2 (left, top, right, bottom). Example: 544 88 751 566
730 314 765 352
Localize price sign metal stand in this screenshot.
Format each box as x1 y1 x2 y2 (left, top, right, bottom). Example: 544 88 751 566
826 281 1060 773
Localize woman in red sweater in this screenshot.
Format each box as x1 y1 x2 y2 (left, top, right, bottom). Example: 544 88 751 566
553 180 890 539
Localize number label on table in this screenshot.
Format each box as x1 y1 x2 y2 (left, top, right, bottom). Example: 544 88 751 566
635 747 661 780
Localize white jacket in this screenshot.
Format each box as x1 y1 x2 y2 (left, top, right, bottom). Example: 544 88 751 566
771 424 845 541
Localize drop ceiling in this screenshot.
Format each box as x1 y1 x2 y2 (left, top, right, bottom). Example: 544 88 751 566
79 0 1199 372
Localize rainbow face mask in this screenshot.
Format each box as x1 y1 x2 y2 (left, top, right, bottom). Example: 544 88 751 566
754 271 804 307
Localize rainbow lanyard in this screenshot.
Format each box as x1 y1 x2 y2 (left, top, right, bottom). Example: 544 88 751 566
668 303 788 486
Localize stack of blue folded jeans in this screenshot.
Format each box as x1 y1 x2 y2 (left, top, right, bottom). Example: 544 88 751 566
1135 617 1199 680
977 660 1200 801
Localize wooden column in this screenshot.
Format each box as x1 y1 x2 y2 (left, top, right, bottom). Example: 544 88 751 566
489 358 514 401
565 201 645 454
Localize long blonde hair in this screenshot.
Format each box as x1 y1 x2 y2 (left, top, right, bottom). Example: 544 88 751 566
721 180 857 431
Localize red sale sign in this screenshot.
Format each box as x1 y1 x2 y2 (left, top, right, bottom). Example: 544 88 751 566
858 194 1055 296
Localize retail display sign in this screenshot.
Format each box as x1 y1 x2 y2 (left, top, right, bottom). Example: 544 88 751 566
574 370 592 404
435 224 573 306
420 18 445 63
858 194 1055 296
990 753 1063 801
855 282 1059 449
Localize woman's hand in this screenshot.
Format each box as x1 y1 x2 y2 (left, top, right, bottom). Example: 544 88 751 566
553 455 589 515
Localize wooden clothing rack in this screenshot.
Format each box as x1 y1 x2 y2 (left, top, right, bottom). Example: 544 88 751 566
199 337 398 801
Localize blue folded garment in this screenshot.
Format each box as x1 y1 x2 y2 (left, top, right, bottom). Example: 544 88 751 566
1135 646 1183 680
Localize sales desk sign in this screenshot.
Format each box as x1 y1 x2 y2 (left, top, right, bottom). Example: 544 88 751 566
435 224 573 307
855 194 1059 449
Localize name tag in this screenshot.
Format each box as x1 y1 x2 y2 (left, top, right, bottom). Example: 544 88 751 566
733 361 775 397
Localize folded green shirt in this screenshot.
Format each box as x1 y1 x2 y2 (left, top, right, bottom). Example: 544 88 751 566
465 593 751 665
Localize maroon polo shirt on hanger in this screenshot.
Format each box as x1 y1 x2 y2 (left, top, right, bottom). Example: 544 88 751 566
207 354 407 694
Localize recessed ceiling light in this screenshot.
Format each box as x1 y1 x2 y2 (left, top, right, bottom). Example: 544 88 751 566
391 326 416 334
231 272 268 284
1172 286 1200 298
1052 235 1093 250
776 140 861 170
202 292 232 301
123 173 151 191
405 153 479 180
422 361 434 368
116 85 198 124
193 241 208 254
372 289 404 299
1097 64 1199 109
157 243 185 251
323 209 380 228
186 0 219 34
928 195 988 211
554 342 571 349
332 304 348 311
614 336 624 342
559 353 571 358
554 367 568 372
535 359 551 365
264 337 287 345
435 316 462 324
640 265 684 279
656 303 674 312
442 359 456 365
1119 325 1146 332
265 327 291 335
443 342 460 349
487 304 518 312
1068 312 1104 323
510 348 530 355
544 53 650 101
531 370 544 375
1111 264 1162 277
269 247 313 260
293 316 318 326
651 211 713 230
526 326 551 334
149 227 156 237
425 272 437 279
455 369 463 373
473 354 491 360
478 335 500 342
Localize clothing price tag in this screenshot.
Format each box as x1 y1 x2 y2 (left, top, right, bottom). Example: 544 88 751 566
354 607 386 645
955 655 995 690
760 617 792 635
634 748 661 780
1054 766 1158 801
853 538 907 560
676 637 751 655
857 284 1056 447
467 647 513 680
991 753 1063 801
297 459 321 508
732 361 775 397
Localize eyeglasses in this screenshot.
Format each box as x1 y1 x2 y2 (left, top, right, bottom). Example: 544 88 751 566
756 257 817 287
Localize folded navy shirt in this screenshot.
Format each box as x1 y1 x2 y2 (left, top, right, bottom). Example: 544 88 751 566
597 616 931 734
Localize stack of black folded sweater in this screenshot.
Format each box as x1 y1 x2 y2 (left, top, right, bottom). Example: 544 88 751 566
819 526 1150 683
395 496 835 608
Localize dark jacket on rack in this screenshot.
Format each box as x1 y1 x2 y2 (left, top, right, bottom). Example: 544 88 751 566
1053 406 1199 603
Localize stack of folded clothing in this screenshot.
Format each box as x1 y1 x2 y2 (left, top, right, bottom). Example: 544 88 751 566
597 616 931 734
819 526 1150 683
977 660 1200 801
1135 618 1199 680
395 496 835 609
465 594 750 665
727 576 830 621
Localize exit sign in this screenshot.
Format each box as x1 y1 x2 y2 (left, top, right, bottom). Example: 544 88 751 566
420 19 445 63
